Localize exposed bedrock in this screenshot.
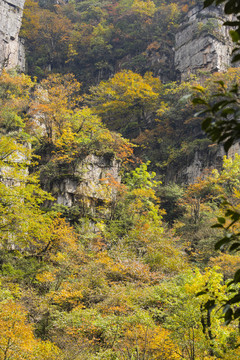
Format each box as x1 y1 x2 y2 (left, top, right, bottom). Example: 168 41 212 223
175 5 233 80
0 0 26 72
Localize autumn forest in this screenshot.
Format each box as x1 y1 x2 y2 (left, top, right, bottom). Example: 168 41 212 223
1 0 240 359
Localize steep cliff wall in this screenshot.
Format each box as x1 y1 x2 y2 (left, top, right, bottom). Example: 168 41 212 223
175 5 233 80
41 154 121 220
170 5 240 184
0 0 26 72
165 144 225 184
164 139 240 185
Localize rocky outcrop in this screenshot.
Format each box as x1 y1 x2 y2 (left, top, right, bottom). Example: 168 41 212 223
178 146 225 184
0 0 26 72
164 142 224 184
170 4 240 184
175 5 233 80
43 154 121 219
164 141 240 184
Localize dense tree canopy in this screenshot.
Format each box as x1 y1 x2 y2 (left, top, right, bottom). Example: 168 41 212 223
1 0 240 358
21 0 190 83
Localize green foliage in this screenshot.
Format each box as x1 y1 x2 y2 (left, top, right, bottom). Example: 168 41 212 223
124 161 160 190
157 183 185 224
173 155 240 266
21 0 183 83
193 0 240 328
3 0 240 358
203 0 240 62
193 75 240 152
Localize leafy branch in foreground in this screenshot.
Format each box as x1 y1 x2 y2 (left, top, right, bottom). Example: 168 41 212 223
192 155 240 325
204 0 240 63
193 81 240 152
193 0 240 324
209 203 240 324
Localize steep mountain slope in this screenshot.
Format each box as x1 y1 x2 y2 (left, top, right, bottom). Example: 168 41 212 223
1 0 239 185
1 1 240 359
175 4 234 79
0 0 25 72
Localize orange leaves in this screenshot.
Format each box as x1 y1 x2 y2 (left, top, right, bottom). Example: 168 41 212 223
181 3 189 12
0 300 35 359
40 73 81 108
0 300 62 360
22 0 73 72
95 131 134 163
95 251 152 284
101 173 126 195
51 282 84 311
20 0 42 41
49 217 79 254
118 324 180 360
29 73 81 144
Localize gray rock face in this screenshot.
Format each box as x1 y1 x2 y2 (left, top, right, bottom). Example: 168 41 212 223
175 5 233 79
182 146 225 183
171 5 239 184
165 141 240 184
165 144 225 184
48 154 121 218
0 0 26 72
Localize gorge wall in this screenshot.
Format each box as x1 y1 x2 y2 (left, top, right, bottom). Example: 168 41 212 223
0 0 238 187
0 0 122 217
41 154 121 220
165 144 225 184
0 0 25 73
172 5 240 183
175 4 233 80
0 2 234 80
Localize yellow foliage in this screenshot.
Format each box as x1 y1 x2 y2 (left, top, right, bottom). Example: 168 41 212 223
131 0 156 17
33 340 62 360
88 70 161 124
209 253 240 279
36 270 56 283
50 217 79 254
0 300 62 360
185 267 227 300
0 300 35 359
52 286 84 309
119 324 180 360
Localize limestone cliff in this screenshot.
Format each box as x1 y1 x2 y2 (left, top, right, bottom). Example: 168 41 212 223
0 0 25 72
165 144 225 184
0 0 237 189
163 139 240 185
175 5 233 80
41 154 121 220
169 4 240 184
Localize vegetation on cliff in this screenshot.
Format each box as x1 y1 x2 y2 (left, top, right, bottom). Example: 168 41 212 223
21 0 192 82
0 0 240 358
